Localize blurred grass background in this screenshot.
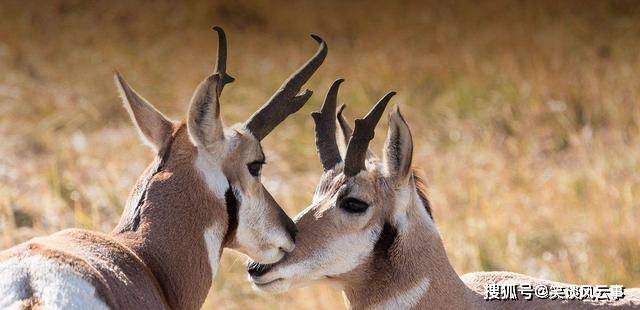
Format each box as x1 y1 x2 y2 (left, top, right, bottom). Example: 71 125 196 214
1 0 640 308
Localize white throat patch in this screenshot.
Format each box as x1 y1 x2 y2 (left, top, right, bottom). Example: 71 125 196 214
273 225 382 281
371 277 430 309
194 148 229 199
203 225 224 279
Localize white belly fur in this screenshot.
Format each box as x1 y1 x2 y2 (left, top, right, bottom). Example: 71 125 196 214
0 255 108 309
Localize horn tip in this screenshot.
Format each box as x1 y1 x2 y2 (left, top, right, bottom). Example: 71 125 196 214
328 78 345 92
378 91 397 105
212 26 224 33
310 34 323 42
338 104 347 115
310 34 327 48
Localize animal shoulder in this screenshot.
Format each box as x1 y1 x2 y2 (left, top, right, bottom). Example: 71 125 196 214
0 229 168 309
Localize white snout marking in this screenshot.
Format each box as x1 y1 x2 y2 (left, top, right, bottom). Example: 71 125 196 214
234 190 294 264
259 225 382 284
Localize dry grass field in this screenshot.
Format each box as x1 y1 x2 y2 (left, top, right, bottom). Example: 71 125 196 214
1 0 639 308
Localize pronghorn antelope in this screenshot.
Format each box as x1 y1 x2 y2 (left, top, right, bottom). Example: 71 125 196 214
248 80 640 309
0 27 327 309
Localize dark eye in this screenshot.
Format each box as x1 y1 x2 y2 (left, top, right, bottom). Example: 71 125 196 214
339 198 369 214
247 161 263 177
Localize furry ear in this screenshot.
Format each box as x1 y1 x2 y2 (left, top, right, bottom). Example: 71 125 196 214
383 105 413 184
187 74 225 148
114 72 174 151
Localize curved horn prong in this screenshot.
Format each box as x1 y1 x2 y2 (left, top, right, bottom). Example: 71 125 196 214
337 104 353 142
244 35 328 141
337 104 375 159
343 92 396 176
312 79 344 171
335 104 352 157
212 26 235 89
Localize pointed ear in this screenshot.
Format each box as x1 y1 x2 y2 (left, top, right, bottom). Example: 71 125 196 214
383 105 413 184
187 74 225 148
115 72 174 151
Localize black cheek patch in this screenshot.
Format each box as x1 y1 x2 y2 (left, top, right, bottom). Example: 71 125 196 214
373 222 398 261
223 187 239 245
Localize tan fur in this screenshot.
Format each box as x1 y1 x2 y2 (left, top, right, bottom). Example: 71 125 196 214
0 125 221 309
1 71 299 308
112 124 224 308
252 107 640 309
2 229 170 309
0 116 296 308
1 27 325 308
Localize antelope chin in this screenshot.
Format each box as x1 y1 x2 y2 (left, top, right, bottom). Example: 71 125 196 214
247 260 293 293
250 277 292 293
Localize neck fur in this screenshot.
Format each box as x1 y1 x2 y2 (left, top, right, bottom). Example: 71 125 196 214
113 180 227 309
111 126 230 309
343 188 477 310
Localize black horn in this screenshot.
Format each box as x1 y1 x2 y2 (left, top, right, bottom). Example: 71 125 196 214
343 92 396 176
244 35 328 141
212 26 235 90
337 104 353 142
312 79 344 171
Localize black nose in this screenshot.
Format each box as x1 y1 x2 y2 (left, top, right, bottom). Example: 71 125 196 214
247 261 272 277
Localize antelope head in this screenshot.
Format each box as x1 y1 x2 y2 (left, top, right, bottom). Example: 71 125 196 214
113 27 327 264
248 80 434 291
